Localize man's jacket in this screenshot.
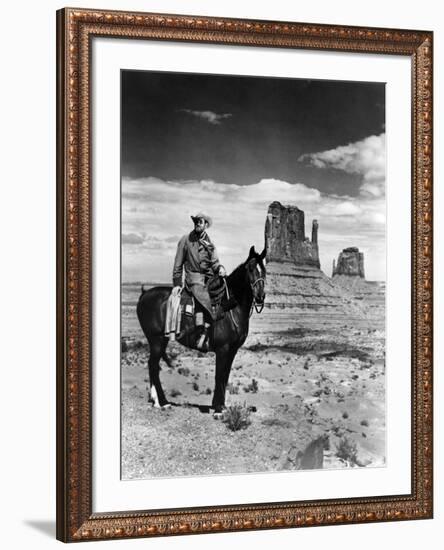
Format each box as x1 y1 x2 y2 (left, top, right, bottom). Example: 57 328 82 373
172 231 221 288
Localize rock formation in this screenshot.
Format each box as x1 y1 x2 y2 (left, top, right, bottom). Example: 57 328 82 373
262 203 384 320
264 203 362 315
332 247 365 278
331 248 386 319
265 201 320 268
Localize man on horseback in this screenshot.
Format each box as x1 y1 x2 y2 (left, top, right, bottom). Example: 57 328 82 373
138 241 266 412
172 213 227 349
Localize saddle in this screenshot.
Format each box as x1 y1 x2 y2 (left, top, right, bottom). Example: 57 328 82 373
178 277 224 323
165 276 237 350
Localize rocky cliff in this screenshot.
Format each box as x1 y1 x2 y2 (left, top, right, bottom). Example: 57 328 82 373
265 201 320 268
264 203 362 315
263 204 383 320
332 247 365 278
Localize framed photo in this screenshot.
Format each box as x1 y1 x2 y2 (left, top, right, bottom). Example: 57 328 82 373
56 7 433 542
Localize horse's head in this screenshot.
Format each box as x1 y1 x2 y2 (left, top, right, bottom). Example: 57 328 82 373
245 246 266 310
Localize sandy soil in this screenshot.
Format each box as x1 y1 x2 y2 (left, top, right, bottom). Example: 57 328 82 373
121 308 385 479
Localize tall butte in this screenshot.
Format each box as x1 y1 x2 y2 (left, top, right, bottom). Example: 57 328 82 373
265 201 320 268
264 201 365 315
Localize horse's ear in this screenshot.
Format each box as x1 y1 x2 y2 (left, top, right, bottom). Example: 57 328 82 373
248 245 256 259
259 247 266 260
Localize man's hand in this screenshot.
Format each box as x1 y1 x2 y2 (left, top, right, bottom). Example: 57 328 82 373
172 286 182 297
218 266 227 277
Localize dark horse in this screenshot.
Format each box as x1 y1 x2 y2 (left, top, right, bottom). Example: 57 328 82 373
137 246 266 416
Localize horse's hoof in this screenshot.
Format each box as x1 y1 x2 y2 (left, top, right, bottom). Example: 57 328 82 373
213 407 226 419
149 401 171 410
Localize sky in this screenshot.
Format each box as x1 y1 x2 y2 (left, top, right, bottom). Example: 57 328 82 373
121 70 386 282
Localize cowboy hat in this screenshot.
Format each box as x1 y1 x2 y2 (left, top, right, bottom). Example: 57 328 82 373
191 212 212 227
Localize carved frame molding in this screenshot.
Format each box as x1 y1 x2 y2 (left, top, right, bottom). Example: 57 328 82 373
56 7 433 542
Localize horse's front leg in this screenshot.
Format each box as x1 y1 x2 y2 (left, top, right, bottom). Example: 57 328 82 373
212 345 236 418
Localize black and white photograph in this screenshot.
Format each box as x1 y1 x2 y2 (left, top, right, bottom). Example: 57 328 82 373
1 0 441 545
120 70 386 480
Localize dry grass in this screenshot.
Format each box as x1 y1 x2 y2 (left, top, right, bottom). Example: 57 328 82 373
222 403 251 431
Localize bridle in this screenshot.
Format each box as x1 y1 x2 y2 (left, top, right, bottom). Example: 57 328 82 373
250 275 265 316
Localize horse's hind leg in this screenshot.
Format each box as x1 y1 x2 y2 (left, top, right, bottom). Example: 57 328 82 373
147 336 170 409
212 345 237 417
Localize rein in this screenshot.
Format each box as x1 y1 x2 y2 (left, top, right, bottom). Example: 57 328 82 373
223 269 265 326
223 278 239 329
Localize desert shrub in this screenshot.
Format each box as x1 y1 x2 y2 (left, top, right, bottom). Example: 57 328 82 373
360 419 369 427
222 403 251 431
335 436 359 466
192 382 199 392
243 378 259 393
227 383 239 395
342 411 349 419
170 389 181 398
205 387 212 395
177 367 190 377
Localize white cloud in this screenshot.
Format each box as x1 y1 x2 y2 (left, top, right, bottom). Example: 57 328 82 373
300 133 386 198
122 232 144 244
179 109 232 125
319 201 362 217
121 176 386 282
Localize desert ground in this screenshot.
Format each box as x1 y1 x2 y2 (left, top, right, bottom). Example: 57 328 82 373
121 286 385 480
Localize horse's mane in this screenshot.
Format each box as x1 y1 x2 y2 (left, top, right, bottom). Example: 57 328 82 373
226 262 249 301
226 254 266 300
227 262 246 287
225 247 266 305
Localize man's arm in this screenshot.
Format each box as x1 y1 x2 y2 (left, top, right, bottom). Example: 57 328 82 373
210 245 226 277
172 236 187 287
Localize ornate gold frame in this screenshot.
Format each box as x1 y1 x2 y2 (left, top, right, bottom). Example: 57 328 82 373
56 7 433 542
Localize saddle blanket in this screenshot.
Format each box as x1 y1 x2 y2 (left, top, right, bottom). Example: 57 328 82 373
164 279 235 342
164 288 195 341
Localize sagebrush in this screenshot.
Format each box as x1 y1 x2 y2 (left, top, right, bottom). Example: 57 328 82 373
222 403 251 431
335 436 359 466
